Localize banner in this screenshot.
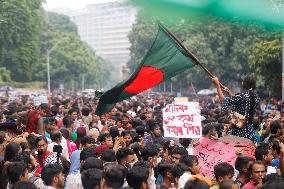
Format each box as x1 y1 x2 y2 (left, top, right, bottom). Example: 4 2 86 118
193 137 237 178
193 136 256 178
163 102 201 138
34 96 48 107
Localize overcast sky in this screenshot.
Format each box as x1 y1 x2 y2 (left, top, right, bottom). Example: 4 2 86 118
43 0 117 10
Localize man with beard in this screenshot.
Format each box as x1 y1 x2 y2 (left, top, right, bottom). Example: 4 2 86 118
242 161 267 189
121 114 133 131
121 131 133 149
41 164 65 189
144 121 165 146
234 156 254 188
34 136 59 177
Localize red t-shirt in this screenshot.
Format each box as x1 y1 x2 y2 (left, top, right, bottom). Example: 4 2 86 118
26 110 41 134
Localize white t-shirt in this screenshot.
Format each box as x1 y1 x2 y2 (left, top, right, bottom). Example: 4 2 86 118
178 171 192 189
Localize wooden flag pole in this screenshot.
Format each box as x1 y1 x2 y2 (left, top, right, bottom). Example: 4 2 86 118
158 22 230 94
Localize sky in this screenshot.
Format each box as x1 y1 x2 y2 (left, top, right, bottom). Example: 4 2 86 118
43 0 117 10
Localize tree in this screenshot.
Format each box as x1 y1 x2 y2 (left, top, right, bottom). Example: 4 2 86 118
47 12 77 34
249 38 282 97
0 0 43 82
128 11 278 93
33 12 112 90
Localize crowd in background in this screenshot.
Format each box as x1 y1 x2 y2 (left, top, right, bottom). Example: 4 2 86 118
0 90 283 189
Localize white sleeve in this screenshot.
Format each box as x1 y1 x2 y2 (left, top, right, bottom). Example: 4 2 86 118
178 172 192 189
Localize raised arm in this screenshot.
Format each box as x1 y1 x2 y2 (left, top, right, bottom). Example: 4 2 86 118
212 77 225 102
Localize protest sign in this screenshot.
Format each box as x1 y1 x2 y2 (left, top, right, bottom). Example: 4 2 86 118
193 137 237 178
163 102 201 138
174 97 188 102
34 96 48 107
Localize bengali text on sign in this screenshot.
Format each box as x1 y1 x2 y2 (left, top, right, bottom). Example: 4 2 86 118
162 102 201 138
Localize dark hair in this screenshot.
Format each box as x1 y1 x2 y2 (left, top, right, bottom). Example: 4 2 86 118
148 121 160 131
272 140 281 155
11 152 32 166
50 106 59 117
133 161 153 169
184 179 210 189
181 155 198 168
63 116 74 128
202 123 215 135
38 103 49 111
80 157 103 172
270 121 281 135
172 163 189 179
6 162 27 183
255 143 270 161
35 136 48 146
235 155 254 173
20 142 30 152
179 138 191 148
81 107 91 116
140 144 160 161
101 149 116 162
103 163 126 188
68 108 78 115
262 173 284 189
136 126 145 137
50 131 62 142
4 142 21 161
214 162 234 181
126 166 149 189
242 75 256 90
169 146 188 157
109 127 119 139
41 164 64 186
121 130 131 137
116 148 135 163
219 180 238 189
11 181 37 189
80 136 92 146
241 75 257 124
48 117 57 126
80 148 97 162
60 127 69 139
81 168 102 189
157 162 174 177
26 134 37 150
249 161 266 175
98 133 111 143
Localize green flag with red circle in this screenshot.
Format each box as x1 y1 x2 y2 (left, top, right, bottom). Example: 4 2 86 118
95 24 197 116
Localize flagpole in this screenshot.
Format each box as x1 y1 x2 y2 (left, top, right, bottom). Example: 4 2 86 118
158 22 229 93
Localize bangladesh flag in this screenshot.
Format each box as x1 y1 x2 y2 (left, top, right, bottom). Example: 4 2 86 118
95 23 197 116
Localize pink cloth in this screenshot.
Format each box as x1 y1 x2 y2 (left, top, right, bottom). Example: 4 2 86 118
67 140 78 156
242 180 258 189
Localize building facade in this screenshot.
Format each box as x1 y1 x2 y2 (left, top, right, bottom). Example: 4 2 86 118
68 0 137 65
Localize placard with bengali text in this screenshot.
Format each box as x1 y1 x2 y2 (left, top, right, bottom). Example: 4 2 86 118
163 102 201 138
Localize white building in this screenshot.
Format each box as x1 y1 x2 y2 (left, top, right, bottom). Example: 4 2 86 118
64 0 137 65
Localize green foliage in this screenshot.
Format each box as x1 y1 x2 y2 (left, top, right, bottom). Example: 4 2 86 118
0 81 45 89
128 11 279 94
32 12 112 90
0 67 11 82
249 38 282 97
47 12 77 34
0 1 111 90
0 0 43 82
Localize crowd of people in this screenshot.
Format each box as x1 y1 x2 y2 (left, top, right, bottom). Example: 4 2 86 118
0 79 283 189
